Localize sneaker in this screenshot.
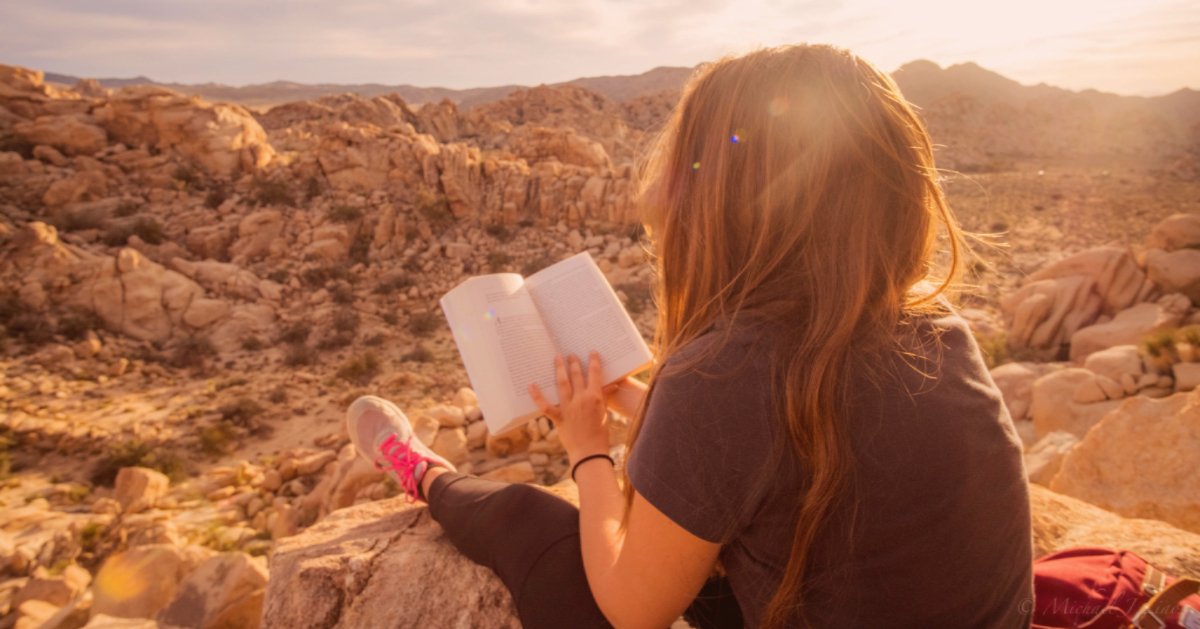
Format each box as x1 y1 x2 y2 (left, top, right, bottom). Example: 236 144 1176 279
345 395 455 502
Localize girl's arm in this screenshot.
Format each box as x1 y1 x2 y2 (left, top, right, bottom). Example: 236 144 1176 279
531 353 721 628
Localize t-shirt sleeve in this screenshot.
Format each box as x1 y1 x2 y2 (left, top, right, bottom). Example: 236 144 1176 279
626 336 777 544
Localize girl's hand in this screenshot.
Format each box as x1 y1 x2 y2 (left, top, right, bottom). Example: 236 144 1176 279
529 352 610 466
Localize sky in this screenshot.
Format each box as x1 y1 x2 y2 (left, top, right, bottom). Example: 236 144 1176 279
1 0 1197 96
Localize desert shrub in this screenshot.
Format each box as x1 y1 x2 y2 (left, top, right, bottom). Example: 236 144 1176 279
615 281 652 315
330 282 355 305
487 251 512 269
59 207 107 232
198 423 235 457
219 397 265 427
333 308 360 335
278 321 311 345
169 335 216 369
349 231 370 265
172 165 199 188
1142 329 1179 361
6 310 55 346
241 336 265 351
267 269 289 284
0 136 34 159
401 344 434 363
114 199 141 217
337 351 380 385
974 331 1010 370
57 307 102 340
520 253 554 277
301 264 350 287
381 312 399 326
408 311 440 335
102 217 165 247
1175 325 1200 349
304 176 322 201
267 387 288 404
132 217 166 245
416 189 453 228
373 273 413 295
328 205 364 223
204 185 229 209
317 332 353 350
253 179 295 207
484 223 510 239
284 343 314 366
91 439 188 486
402 256 424 273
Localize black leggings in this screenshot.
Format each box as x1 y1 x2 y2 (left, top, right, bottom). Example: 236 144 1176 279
426 471 744 629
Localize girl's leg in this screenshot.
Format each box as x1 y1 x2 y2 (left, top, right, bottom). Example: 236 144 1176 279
424 470 612 629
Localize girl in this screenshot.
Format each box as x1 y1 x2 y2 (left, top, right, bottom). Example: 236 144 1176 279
347 43 1033 628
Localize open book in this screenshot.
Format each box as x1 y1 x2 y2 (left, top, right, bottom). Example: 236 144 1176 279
440 251 653 435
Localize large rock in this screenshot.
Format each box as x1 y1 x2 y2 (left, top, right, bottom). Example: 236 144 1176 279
262 483 581 628
990 362 1054 421
1146 213 1200 252
92 545 213 619
113 467 169 514
1024 431 1079 486
1144 248 1200 304
1050 389 1200 534
1030 368 1121 439
14 114 108 156
91 85 274 178
156 552 268 629
1069 293 1191 362
264 481 1200 628
1001 247 1156 354
1030 485 1200 577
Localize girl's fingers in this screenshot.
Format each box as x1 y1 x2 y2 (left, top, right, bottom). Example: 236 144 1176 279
568 354 585 391
554 355 572 400
528 383 552 416
587 351 603 394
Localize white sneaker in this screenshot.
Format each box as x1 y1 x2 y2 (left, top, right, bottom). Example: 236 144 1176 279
345 395 456 502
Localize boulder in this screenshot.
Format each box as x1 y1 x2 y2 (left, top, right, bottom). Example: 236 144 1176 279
1001 247 1157 355
1146 213 1200 252
1144 248 1200 303
1030 485 1200 577
113 467 170 514
13 564 91 608
262 487 585 628
1024 431 1079 486
92 544 213 619
990 362 1053 421
1050 389 1200 534
1069 294 1191 362
1030 368 1121 439
1175 362 1200 392
1081 345 1145 386
14 114 108 156
228 210 285 264
91 85 274 178
157 552 268 629
264 480 1200 629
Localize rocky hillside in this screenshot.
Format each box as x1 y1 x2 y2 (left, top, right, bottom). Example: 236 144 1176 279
0 58 1198 629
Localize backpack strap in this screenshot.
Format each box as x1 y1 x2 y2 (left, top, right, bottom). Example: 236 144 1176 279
1131 577 1200 629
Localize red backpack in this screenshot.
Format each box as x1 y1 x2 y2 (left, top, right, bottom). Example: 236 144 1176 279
1033 547 1200 629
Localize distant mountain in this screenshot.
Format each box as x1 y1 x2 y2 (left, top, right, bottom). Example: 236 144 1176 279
41 66 697 111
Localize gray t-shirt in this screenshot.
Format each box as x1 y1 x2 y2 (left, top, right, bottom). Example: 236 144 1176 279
627 311 1033 628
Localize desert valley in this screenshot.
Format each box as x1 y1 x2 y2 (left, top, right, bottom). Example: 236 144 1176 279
0 58 1199 627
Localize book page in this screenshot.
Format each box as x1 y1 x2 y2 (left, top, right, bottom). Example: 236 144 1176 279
440 274 558 434
525 252 653 385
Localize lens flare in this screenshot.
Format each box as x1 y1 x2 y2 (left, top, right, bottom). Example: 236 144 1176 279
691 161 701 170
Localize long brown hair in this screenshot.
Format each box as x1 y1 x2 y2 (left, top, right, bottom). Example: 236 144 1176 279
622 44 968 627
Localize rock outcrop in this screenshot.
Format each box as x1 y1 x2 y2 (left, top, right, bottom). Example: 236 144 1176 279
1050 388 1200 534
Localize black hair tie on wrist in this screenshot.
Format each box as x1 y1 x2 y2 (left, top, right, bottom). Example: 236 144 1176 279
571 453 615 482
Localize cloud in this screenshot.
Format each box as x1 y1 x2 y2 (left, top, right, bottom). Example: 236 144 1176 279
0 0 1195 93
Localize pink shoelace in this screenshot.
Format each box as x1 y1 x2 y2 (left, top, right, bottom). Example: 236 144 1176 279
376 433 428 503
